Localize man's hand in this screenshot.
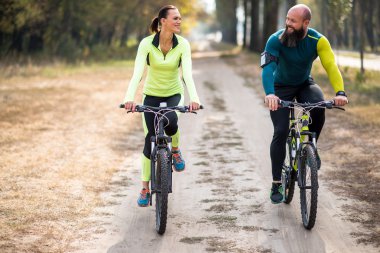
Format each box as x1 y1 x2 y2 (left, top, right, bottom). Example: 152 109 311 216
265 94 280 111
124 101 136 112
333 95 348 106
189 102 200 112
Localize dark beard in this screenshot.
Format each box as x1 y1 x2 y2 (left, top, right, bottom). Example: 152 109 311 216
279 26 305 47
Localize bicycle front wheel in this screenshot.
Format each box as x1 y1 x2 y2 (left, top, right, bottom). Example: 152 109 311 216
282 135 296 204
155 149 169 235
299 144 319 229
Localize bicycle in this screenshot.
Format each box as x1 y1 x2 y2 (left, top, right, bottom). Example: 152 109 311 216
120 102 202 234
279 100 344 230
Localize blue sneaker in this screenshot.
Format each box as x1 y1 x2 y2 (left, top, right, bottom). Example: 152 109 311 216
137 188 150 207
270 183 284 204
172 149 185 172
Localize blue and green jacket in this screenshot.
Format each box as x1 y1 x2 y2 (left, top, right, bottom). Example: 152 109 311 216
262 28 344 95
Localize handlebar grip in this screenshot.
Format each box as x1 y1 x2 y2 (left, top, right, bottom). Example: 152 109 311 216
200 105 204 109
119 103 142 113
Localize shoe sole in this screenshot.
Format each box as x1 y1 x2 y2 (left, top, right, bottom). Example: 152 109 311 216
270 183 285 204
173 165 185 172
270 194 285 204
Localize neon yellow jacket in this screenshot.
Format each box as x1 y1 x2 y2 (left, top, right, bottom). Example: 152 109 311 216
124 32 200 104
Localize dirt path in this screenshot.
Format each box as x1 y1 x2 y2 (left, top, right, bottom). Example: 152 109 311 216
72 56 378 253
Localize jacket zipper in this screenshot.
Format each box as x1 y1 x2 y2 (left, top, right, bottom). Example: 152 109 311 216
158 46 171 60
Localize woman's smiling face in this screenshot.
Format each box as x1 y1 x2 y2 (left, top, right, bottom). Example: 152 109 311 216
161 8 182 33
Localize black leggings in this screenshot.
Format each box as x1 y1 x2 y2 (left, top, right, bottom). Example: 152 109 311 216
142 94 181 159
270 78 325 181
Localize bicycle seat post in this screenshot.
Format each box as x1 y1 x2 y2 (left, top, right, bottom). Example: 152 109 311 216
290 106 295 121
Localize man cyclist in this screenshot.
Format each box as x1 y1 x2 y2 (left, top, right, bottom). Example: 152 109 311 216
261 4 348 204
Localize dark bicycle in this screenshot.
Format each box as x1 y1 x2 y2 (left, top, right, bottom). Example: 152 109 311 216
120 102 202 234
279 100 344 229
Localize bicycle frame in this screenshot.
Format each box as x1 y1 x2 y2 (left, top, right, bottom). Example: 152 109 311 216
288 106 317 172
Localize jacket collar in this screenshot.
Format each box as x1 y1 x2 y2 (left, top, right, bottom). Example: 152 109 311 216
152 32 179 49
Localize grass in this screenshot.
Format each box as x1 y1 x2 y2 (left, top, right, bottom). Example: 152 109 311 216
180 236 207 244
0 59 135 80
0 60 140 252
205 204 237 213
207 215 237 225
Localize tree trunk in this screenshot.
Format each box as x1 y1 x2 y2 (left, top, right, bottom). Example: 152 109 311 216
243 0 248 48
377 0 380 52
249 0 260 52
262 0 279 51
357 0 365 74
285 0 297 10
343 19 349 48
120 24 129 48
215 0 238 44
351 0 359 50
364 0 375 51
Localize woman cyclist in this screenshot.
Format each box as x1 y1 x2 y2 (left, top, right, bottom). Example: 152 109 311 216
123 5 201 207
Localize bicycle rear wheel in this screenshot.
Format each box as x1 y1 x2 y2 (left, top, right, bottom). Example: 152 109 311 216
155 149 169 234
282 135 296 204
299 144 319 229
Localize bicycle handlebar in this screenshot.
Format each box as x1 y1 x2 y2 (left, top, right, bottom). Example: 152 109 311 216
119 104 204 113
278 100 345 110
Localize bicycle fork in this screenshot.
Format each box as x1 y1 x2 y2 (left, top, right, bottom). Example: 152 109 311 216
149 136 173 206
296 131 317 190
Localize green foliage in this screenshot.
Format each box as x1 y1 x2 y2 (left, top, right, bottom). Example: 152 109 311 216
326 0 352 30
355 70 366 84
0 0 204 62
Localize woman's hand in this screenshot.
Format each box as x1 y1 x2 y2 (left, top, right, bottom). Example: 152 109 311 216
124 101 136 112
189 102 200 112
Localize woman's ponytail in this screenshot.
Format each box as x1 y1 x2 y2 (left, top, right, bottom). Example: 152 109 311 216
150 17 159 33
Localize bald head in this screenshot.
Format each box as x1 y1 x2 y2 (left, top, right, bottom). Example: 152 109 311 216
288 4 311 21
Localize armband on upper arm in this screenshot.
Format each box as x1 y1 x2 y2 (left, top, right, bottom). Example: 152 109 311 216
260 52 278 68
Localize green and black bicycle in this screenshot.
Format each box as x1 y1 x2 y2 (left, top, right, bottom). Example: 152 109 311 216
280 100 344 230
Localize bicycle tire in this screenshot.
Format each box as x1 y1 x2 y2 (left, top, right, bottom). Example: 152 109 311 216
299 144 319 229
155 148 169 235
283 135 296 204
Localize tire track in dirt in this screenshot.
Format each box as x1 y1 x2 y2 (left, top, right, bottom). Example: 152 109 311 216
179 72 278 252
